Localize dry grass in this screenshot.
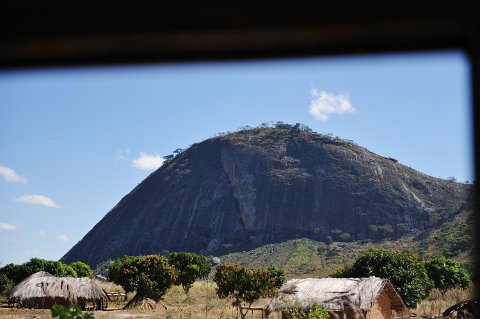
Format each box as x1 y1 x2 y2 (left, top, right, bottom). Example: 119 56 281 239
1 281 474 319
415 287 474 318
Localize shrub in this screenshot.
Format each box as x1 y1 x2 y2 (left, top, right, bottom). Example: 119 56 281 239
167 252 211 293
425 257 470 293
333 248 433 308
51 304 94 319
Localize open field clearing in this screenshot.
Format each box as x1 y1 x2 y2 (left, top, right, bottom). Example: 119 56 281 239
1 281 474 319
0 281 269 319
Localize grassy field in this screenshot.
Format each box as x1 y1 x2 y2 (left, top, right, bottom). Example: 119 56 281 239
0 280 474 319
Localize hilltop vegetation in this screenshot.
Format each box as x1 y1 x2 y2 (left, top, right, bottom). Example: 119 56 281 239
219 231 473 279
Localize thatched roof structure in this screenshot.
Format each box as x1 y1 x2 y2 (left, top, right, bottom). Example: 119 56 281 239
8 271 108 308
266 277 405 313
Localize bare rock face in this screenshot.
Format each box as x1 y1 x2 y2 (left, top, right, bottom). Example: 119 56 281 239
61 125 471 267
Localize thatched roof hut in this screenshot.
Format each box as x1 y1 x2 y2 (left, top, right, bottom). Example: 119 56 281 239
266 277 407 319
8 271 108 309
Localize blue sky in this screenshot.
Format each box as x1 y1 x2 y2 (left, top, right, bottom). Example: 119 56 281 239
0 50 473 266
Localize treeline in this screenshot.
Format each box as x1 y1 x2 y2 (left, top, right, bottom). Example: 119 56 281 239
332 248 471 308
0 258 93 294
108 252 285 318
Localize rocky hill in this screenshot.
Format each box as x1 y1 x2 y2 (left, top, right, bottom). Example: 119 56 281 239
61 124 471 267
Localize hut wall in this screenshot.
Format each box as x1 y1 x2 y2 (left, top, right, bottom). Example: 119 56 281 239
330 309 366 319
21 297 71 309
367 290 392 319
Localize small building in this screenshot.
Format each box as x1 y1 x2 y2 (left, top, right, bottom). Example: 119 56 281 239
8 271 108 310
265 276 407 319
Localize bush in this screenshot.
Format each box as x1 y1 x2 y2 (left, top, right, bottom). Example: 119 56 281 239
0 273 14 294
109 255 178 305
70 262 93 278
167 252 211 293
51 304 94 319
214 263 277 319
290 303 329 319
425 257 470 293
333 248 433 308
264 265 286 288
339 232 351 242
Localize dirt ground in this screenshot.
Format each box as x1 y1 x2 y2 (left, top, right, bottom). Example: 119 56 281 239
0 305 265 319
0 282 268 319
1 282 472 319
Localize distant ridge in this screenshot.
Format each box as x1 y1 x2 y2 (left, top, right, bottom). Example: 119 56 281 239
61 124 471 267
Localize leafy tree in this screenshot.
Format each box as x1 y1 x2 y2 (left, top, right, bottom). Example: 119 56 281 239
324 235 333 245
109 255 178 307
332 248 433 308
339 232 351 242
69 262 93 278
108 256 143 293
0 258 78 286
44 261 77 277
396 223 409 235
0 273 14 294
214 263 277 319
51 304 94 319
20 258 49 279
424 257 470 293
264 265 286 288
167 252 211 293
0 263 24 285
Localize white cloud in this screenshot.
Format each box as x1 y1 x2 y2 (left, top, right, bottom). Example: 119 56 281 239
0 222 18 231
16 194 62 208
309 88 356 121
34 230 47 237
0 164 27 183
57 234 69 242
116 149 130 161
131 152 164 171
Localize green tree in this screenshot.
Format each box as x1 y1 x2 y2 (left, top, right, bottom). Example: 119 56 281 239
109 255 178 307
20 258 49 279
0 273 14 294
332 248 432 308
214 263 277 319
324 236 333 245
264 265 286 288
424 257 470 293
69 262 93 278
339 232 351 242
167 252 211 293
44 261 77 277
0 263 24 285
2 258 78 285
108 255 142 294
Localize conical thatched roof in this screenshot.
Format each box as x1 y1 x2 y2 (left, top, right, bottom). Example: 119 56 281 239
266 276 405 313
8 271 107 306
63 277 108 301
